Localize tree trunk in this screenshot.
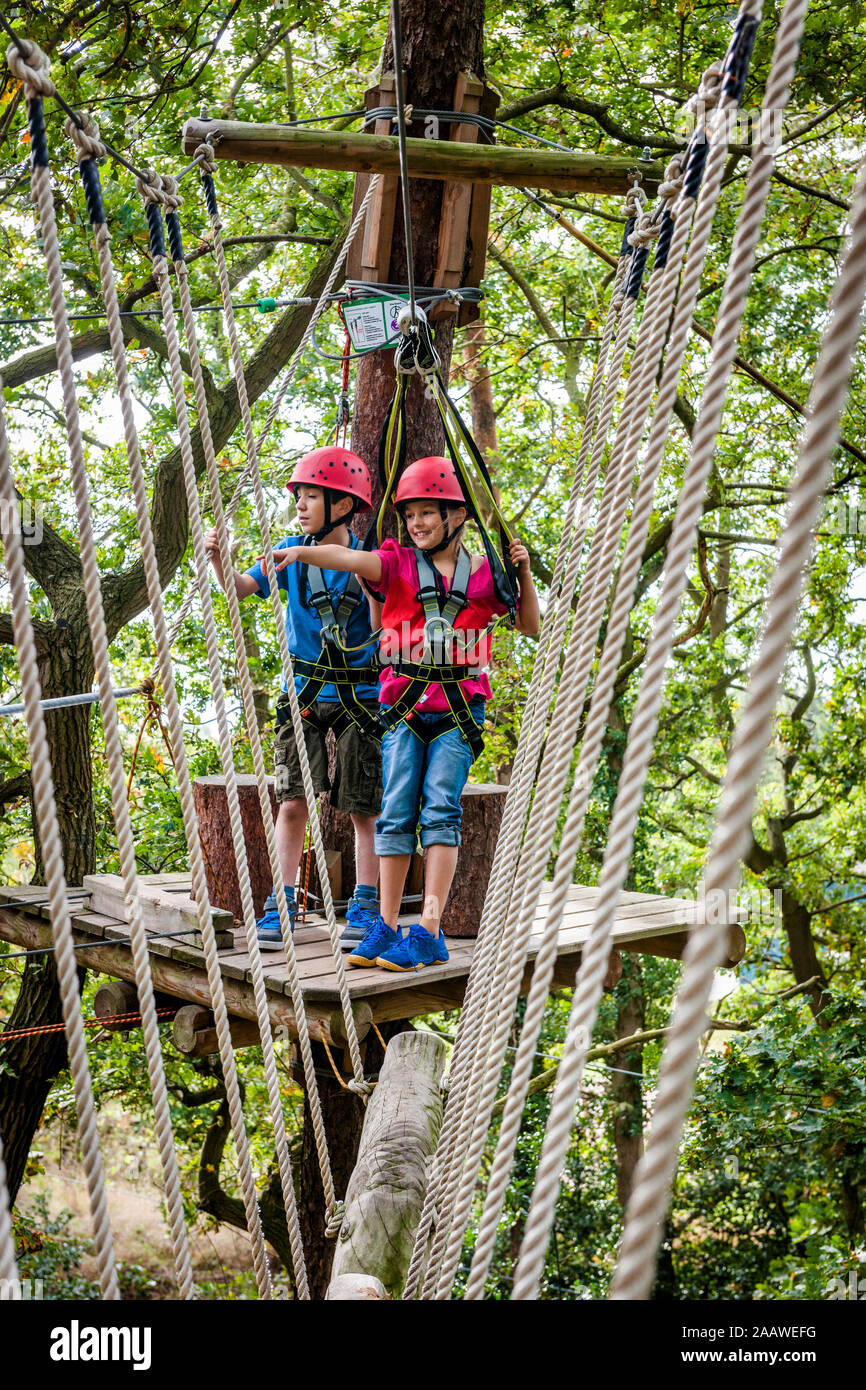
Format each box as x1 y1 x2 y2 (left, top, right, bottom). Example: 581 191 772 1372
610 953 645 1208
349 0 486 511
780 889 831 1023
328 1030 446 1297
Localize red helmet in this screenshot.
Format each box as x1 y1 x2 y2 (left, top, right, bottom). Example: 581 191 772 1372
287 447 372 511
394 456 465 505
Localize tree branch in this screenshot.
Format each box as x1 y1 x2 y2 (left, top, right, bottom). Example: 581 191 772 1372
220 21 300 117
498 84 688 153
0 772 31 813
771 168 850 212
103 229 346 638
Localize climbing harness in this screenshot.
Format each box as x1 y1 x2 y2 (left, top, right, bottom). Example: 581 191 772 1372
287 540 382 742
367 307 519 617
379 546 485 761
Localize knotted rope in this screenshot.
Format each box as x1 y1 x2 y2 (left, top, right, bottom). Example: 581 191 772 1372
613 101 866 1307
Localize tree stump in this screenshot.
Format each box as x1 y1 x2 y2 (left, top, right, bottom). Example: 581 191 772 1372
193 775 505 933
438 782 507 937
327 1030 447 1299
192 774 277 919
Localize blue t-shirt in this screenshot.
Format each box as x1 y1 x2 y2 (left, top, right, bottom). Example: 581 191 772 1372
245 535 380 703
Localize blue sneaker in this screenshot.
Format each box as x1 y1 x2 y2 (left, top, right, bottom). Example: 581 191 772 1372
256 887 296 952
376 923 450 973
340 895 381 951
346 915 400 967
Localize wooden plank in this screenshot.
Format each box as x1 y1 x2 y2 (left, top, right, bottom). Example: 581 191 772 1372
0 906 364 1045
431 72 483 312
360 72 400 284
84 874 234 948
459 82 499 326
180 118 662 196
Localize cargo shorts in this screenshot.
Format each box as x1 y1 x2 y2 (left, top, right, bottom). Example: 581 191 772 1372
273 696 383 816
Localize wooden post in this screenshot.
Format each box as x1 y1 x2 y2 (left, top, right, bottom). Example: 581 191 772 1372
345 72 402 286
192 774 277 919
298 1020 403 1298
327 1030 447 1298
429 71 485 321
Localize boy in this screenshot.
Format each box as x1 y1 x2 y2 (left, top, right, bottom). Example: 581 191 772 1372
263 455 539 971
204 446 383 950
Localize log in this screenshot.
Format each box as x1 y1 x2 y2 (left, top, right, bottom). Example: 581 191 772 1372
171 1004 266 1057
93 979 183 1031
328 1030 447 1298
326 1273 389 1300
439 782 507 936
181 118 662 195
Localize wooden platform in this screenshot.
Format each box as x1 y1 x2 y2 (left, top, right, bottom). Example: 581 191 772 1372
0 876 746 1045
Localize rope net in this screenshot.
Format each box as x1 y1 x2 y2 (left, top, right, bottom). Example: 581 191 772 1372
1 0 862 1302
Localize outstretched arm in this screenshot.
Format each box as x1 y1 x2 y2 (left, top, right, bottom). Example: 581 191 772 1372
265 542 383 585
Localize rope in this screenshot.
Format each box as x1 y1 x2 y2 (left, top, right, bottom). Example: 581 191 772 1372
1 17 206 187
161 158 380 655
20 98 197 1304
417 170 683 1299
0 1136 20 1290
1 1009 177 1042
0 375 119 1299
540 0 809 1295
389 0 416 322
403 181 660 1300
193 165 374 1135
1 46 137 1301
511 5 764 1301
135 168 311 1296
612 142 866 1307
42 122 271 1297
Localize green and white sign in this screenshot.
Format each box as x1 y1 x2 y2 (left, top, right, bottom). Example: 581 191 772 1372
342 296 408 352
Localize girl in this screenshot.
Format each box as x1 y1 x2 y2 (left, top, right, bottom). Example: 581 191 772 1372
267 456 539 972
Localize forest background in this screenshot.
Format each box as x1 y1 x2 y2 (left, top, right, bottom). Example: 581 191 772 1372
0 0 865 1301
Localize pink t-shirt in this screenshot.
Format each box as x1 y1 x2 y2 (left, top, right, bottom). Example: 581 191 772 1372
374 539 510 713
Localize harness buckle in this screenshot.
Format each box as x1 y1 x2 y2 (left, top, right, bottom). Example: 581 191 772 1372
422 615 454 664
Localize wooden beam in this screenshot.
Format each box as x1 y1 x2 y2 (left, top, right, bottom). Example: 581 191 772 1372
181 118 662 195
327 1031 447 1298
0 906 366 1047
430 71 485 316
